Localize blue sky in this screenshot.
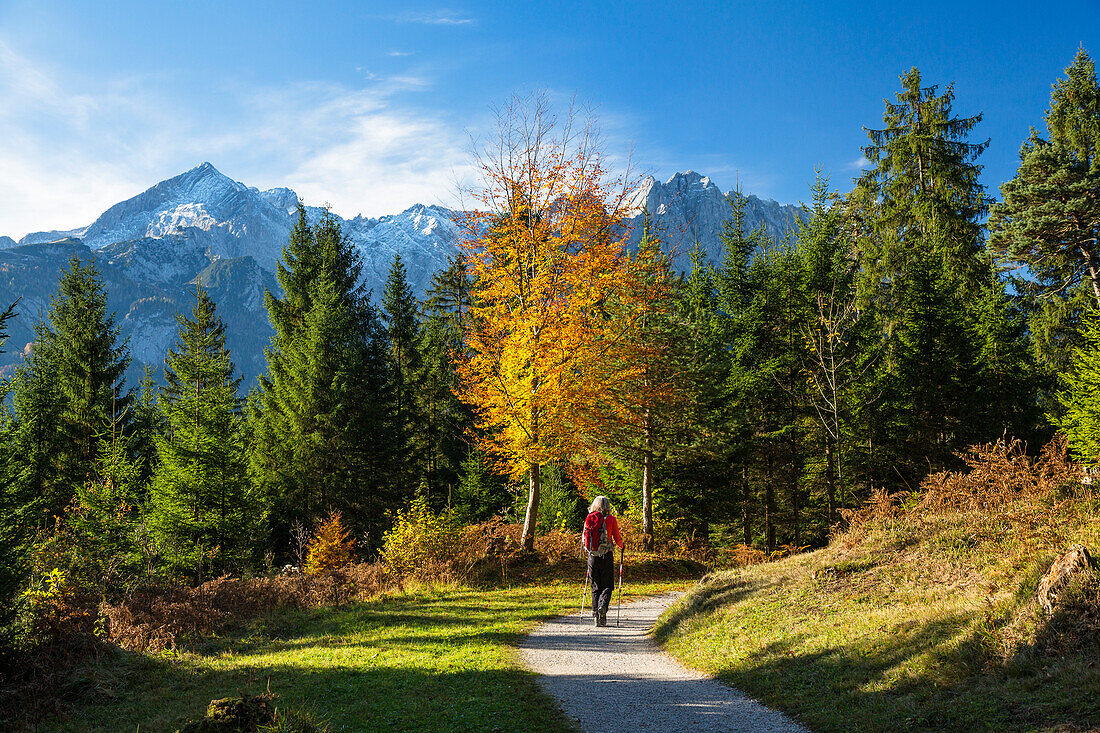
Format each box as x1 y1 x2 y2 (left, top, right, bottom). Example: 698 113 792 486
0 0 1097 237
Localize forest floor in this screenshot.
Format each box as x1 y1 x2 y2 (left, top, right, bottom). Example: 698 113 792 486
653 499 1100 733
34 559 700 732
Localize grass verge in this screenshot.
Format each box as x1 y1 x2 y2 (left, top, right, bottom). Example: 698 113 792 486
655 443 1100 733
34 558 697 732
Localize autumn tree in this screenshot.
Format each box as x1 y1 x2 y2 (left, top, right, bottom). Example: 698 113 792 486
456 94 640 551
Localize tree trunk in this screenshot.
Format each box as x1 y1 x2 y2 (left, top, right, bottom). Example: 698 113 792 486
765 453 776 552
641 448 654 551
641 408 654 551
521 463 540 551
741 462 752 546
825 438 837 528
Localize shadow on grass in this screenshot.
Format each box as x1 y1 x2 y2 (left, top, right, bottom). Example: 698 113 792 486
680 605 1100 733
32 653 575 733
652 578 764 645
27 591 590 733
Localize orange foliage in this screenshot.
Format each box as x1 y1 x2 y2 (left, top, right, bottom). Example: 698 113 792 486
455 95 682 550
304 511 356 575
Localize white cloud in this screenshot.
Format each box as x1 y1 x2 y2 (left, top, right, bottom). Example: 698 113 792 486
849 155 870 169
388 51 414 57
0 39 476 238
393 10 474 25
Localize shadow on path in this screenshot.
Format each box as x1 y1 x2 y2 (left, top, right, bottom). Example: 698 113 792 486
520 593 808 733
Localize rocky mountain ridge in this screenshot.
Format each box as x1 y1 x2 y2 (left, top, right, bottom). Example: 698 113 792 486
0 164 805 387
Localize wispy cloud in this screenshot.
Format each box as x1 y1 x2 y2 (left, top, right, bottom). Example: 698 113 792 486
0 39 477 238
848 155 870 169
388 51 414 57
393 9 474 25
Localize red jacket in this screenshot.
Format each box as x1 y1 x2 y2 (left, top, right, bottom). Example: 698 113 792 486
604 515 624 549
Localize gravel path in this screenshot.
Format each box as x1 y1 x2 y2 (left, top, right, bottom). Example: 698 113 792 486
519 593 808 733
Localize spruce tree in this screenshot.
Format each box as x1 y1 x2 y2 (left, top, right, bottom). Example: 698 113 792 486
1054 305 1100 462
254 208 392 553
382 253 424 494
149 286 253 580
14 256 130 518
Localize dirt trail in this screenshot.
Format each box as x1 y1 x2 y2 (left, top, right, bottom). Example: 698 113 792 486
519 593 808 732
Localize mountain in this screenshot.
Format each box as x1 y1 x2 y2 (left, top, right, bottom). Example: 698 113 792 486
1 164 804 388
624 170 806 270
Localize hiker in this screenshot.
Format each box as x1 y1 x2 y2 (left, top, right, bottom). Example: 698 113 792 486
582 496 624 627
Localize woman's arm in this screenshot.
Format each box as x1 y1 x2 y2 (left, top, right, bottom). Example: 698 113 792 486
607 515 624 549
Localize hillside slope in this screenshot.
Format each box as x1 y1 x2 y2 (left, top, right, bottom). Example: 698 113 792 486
655 440 1100 733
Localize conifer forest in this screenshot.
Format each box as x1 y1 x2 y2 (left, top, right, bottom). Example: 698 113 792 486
1 46 1099 726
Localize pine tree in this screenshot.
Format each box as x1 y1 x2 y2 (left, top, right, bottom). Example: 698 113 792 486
1053 306 1100 462
149 286 253 580
14 256 131 519
254 208 393 553
381 254 424 494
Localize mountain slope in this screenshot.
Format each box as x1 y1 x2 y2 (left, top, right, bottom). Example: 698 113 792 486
1 164 804 388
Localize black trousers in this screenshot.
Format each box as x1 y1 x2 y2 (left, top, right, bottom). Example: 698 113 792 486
588 550 616 616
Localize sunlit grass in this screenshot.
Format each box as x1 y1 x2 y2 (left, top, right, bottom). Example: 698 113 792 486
41 561 695 732
655 508 1100 733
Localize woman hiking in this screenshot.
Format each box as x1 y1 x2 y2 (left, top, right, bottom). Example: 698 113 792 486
582 496 624 627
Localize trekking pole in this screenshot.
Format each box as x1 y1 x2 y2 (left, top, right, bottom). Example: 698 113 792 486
579 565 591 618
616 545 625 627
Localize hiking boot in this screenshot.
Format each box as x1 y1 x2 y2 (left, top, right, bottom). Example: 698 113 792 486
593 614 601 628
597 612 607 627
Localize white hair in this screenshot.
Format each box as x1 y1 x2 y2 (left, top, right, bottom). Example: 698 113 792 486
588 495 611 514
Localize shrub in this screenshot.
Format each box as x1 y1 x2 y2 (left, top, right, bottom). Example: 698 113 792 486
381 496 463 579
304 512 355 576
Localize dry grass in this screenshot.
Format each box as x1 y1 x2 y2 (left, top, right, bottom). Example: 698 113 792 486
103 564 392 653
658 437 1100 732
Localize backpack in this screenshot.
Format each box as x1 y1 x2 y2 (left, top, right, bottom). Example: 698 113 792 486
582 511 613 556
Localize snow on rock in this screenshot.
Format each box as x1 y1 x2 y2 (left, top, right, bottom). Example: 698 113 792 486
4 164 804 388
623 171 807 270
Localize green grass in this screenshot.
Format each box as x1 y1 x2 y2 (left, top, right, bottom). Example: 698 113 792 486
654 508 1100 733
36 560 696 733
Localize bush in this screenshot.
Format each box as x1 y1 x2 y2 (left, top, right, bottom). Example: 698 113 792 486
381 496 463 579
304 512 355 575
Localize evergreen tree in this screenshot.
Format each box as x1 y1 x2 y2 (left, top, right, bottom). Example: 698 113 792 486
149 287 253 580
885 249 979 481
381 254 424 494
990 50 1100 385
254 208 393 553
129 365 165 492
1053 306 1100 462
0 301 26 635
12 256 130 519
455 448 510 522
797 173 871 525
855 67 990 299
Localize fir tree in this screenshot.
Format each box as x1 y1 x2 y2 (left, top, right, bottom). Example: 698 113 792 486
1053 306 1100 462
149 287 253 580
14 256 130 518
381 253 424 493
254 209 393 553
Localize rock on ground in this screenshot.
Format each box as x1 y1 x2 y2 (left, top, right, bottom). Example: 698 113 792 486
519 593 807 733
1038 544 1097 614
